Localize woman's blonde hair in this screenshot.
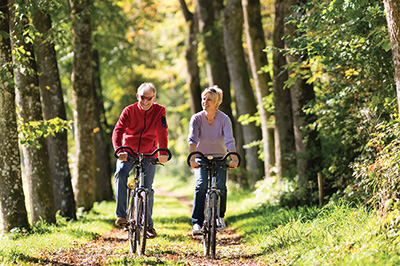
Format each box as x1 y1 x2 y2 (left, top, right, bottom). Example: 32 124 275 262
202 85 223 108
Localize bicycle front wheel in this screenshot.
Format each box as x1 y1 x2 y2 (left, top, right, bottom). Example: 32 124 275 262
127 190 136 254
134 190 148 256
210 192 218 259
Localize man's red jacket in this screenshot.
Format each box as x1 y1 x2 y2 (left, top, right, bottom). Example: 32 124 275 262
112 102 168 157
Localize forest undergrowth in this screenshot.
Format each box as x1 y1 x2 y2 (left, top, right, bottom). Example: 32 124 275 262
0 173 399 265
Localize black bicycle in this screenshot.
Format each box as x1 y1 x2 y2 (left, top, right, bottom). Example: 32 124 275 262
114 146 172 256
186 151 241 259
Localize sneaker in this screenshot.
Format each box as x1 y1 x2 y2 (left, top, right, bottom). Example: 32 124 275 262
147 228 157 239
217 217 226 231
115 217 128 226
192 224 202 235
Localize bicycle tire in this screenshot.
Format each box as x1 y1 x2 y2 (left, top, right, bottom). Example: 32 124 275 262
203 194 211 256
210 192 217 259
127 190 136 253
134 190 148 255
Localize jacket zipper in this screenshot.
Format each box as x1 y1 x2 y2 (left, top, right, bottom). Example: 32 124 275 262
137 110 147 152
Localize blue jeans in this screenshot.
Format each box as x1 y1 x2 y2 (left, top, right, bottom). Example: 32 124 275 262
114 158 156 229
192 158 227 226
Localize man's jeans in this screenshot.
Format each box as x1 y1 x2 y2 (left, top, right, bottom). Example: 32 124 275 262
114 158 156 229
191 158 227 226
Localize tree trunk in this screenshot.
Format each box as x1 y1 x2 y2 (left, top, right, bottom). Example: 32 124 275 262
242 0 273 178
223 0 264 185
179 0 202 114
272 0 296 180
195 0 234 121
70 0 96 211
32 8 77 220
383 0 400 117
0 0 30 233
285 0 321 192
196 0 246 169
92 49 113 202
10 1 56 224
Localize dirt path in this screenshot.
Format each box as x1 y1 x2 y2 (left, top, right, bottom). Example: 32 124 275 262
38 189 266 265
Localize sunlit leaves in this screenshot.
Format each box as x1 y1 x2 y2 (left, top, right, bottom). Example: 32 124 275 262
18 117 73 148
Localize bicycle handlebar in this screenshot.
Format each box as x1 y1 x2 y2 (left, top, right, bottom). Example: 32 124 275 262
186 151 241 168
114 146 172 162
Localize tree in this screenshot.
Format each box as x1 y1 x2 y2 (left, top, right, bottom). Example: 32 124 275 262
32 7 76 220
179 0 202 114
10 0 56 224
196 0 248 175
195 0 234 121
92 49 113 201
272 0 296 180
69 0 96 211
223 0 264 184
383 0 400 116
0 0 30 233
242 0 274 178
284 0 321 194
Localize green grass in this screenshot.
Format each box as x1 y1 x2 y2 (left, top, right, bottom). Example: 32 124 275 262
1 171 400 265
0 201 114 264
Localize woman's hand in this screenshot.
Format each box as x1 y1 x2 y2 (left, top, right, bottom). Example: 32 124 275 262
229 160 238 169
190 161 199 169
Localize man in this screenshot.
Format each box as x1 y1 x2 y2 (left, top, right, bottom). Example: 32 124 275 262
112 82 169 239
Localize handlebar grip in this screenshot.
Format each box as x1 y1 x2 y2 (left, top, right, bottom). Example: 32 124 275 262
114 146 137 158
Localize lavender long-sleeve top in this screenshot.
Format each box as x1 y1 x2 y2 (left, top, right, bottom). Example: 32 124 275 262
188 110 236 157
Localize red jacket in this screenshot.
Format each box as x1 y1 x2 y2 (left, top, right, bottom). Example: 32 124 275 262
112 102 168 157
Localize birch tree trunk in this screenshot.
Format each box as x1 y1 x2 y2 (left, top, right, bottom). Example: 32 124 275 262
70 0 96 211
0 0 29 233
223 0 264 185
10 0 56 224
32 8 77 220
383 0 400 117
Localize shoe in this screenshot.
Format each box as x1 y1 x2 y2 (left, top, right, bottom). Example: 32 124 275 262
147 228 157 239
115 217 127 226
217 217 226 231
192 224 202 235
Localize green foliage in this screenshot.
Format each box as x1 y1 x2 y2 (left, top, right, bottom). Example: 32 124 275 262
18 117 72 148
352 121 400 215
283 0 396 199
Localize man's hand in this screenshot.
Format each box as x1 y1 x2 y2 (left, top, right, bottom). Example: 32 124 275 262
118 152 128 161
158 155 168 164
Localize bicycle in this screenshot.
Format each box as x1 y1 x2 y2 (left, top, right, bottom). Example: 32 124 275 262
186 151 241 259
114 146 172 256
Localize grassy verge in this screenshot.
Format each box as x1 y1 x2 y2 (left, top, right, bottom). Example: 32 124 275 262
0 201 115 264
1 170 400 265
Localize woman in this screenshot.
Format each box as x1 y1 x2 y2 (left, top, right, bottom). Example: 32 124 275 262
187 86 238 235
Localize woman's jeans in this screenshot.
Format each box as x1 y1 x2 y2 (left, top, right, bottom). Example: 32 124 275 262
192 158 227 226
114 158 156 229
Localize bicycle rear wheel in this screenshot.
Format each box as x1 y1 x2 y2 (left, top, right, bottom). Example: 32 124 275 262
210 192 217 259
127 190 136 253
134 190 148 255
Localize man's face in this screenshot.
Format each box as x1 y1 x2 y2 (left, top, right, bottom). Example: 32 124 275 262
137 90 155 111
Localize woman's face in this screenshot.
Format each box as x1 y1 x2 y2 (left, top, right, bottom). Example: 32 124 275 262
137 90 155 111
202 93 218 111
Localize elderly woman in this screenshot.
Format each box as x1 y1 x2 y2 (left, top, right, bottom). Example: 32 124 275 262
187 86 238 235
